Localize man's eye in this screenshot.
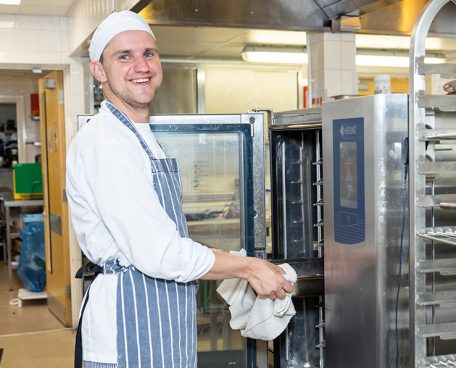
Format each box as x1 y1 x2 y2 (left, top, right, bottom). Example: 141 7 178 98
144 51 156 58
119 55 130 61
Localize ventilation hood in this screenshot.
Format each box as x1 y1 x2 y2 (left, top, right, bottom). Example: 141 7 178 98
138 0 456 36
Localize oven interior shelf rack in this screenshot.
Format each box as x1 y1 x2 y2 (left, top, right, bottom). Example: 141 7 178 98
269 108 325 367
409 0 456 366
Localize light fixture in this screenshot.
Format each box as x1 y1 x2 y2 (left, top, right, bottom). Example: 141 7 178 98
356 54 446 68
241 46 307 64
356 34 456 52
247 30 307 46
32 67 42 74
0 0 21 5
241 45 446 67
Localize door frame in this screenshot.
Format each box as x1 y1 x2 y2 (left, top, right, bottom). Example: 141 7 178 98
61 65 84 328
38 66 83 328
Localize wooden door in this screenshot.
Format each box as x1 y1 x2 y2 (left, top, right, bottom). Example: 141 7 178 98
39 71 72 326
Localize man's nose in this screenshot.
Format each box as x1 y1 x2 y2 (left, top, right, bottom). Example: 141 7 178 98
134 57 150 72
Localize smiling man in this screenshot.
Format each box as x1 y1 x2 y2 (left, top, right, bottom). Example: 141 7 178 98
90 29 162 121
66 10 292 368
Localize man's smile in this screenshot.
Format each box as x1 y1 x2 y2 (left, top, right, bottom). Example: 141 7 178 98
130 77 151 84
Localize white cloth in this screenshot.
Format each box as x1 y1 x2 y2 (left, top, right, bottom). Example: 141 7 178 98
66 101 215 362
216 250 297 341
89 10 155 61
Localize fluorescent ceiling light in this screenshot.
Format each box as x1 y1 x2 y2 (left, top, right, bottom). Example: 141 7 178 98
242 46 307 64
241 45 446 67
356 34 456 51
356 54 446 68
0 0 21 4
247 30 307 46
356 35 410 50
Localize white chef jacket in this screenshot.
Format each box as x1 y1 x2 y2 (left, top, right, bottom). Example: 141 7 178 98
66 101 215 363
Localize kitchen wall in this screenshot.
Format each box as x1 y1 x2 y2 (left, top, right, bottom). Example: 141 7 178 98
204 67 299 113
0 14 67 66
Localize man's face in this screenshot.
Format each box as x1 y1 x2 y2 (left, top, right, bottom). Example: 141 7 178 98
91 30 163 112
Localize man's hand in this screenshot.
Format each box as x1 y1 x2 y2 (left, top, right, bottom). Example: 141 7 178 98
201 250 293 300
245 257 293 300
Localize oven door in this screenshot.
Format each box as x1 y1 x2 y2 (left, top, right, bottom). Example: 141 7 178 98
149 113 265 368
269 118 325 368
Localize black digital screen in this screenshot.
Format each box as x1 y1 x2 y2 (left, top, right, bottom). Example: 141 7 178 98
340 141 357 209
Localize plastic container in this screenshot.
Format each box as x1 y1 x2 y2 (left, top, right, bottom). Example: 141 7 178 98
374 74 391 94
13 163 43 199
17 221 45 292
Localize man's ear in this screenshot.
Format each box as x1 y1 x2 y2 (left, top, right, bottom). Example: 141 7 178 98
90 61 107 83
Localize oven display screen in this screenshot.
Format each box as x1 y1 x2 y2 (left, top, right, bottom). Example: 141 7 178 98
340 141 357 209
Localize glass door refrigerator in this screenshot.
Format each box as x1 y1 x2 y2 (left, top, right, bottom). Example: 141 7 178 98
149 112 266 368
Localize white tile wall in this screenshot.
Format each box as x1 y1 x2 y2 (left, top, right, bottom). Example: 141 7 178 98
341 42 357 70
67 0 143 56
325 41 342 70
0 29 17 50
342 70 358 95
64 59 86 148
0 13 68 65
67 0 117 55
204 67 298 114
307 31 357 101
0 51 17 64
325 69 343 97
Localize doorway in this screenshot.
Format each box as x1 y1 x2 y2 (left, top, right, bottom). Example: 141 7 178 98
0 69 73 367
0 103 18 171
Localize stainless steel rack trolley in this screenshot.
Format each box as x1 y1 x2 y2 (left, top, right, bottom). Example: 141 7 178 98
409 0 456 366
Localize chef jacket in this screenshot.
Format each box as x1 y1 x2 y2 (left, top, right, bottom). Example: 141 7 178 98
66 101 215 363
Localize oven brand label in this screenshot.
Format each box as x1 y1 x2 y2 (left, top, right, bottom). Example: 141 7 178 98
340 124 357 136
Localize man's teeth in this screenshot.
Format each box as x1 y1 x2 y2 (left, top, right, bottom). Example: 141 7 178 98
132 78 149 83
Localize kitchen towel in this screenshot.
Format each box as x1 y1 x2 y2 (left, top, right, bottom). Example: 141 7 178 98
216 249 297 340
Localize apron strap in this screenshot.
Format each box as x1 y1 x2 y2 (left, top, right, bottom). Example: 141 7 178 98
74 262 103 368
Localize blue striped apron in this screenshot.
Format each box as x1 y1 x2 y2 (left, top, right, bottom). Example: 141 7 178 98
86 102 197 368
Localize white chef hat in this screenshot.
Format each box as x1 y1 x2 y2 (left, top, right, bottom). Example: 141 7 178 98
89 10 155 61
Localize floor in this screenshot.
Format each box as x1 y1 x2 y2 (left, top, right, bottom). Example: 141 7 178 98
0 261 75 367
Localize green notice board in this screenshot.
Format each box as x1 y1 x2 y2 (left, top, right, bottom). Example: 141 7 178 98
13 163 43 199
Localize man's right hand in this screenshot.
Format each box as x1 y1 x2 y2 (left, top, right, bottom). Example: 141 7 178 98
201 250 293 300
244 257 293 300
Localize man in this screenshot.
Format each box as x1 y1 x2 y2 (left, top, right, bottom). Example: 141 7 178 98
66 10 292 368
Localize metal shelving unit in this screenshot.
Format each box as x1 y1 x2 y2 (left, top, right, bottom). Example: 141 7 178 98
409 0 456 366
